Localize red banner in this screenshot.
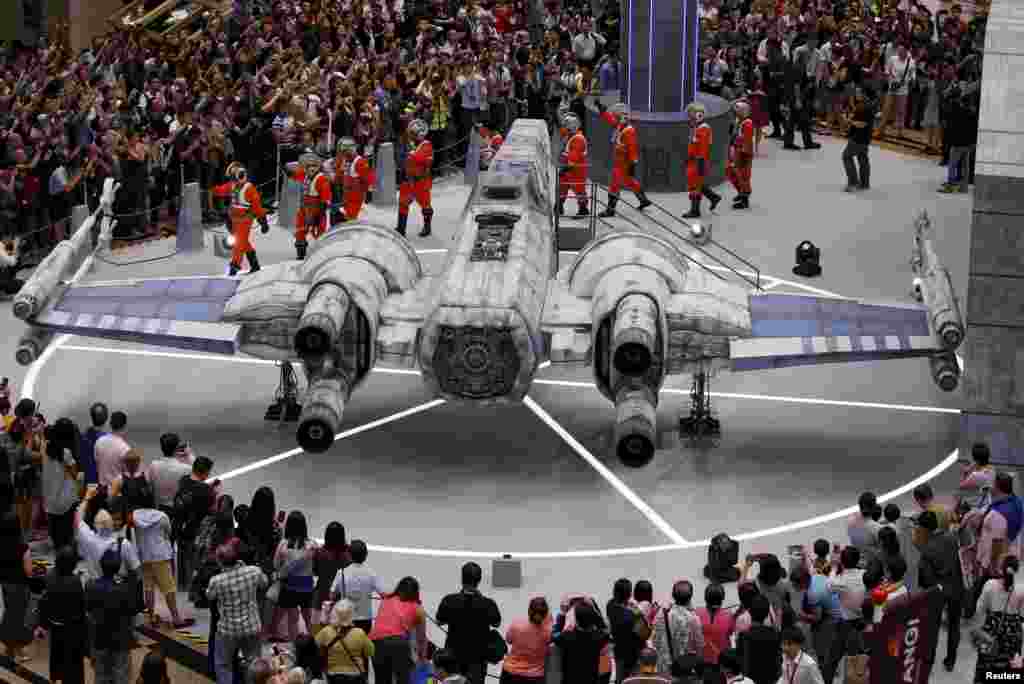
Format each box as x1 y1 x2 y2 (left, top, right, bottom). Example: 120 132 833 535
868 589 945 684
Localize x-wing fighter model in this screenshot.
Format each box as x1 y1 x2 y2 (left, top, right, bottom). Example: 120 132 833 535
12 119 964 467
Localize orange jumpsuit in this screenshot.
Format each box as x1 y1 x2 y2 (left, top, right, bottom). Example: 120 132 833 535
342 154 377 220
727 118 754 195
600 112 641 195
291 167 333 241
687 123 713 200
399 139 434 216
211 180 267 267
558 130 589 203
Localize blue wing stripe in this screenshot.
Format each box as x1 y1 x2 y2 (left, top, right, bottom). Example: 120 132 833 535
749 295 930 339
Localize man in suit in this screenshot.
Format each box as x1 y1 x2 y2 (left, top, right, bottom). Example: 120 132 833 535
917 510 963 673
780 628 825 684
436 562 502 684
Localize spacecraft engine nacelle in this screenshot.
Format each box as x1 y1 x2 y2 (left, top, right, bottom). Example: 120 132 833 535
567 232 690 466
15 327 55 366
912 211 965 351
294 225 423 452
929 352 961 392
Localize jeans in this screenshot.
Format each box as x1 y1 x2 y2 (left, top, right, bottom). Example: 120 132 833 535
821 620 859 684
372 636 414 684
784 104 814 148
842 141 871 188
214 632 261 684
93 648 131 684
810 618 837 676
948 145 976 189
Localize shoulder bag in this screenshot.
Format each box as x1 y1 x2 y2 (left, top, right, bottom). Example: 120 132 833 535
971 591 1014 656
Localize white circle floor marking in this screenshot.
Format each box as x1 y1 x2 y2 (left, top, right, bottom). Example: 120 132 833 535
19 260 963 558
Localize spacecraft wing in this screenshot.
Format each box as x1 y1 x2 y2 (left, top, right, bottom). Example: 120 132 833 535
27 276 243 355
731 292 948 372
539 278 593 365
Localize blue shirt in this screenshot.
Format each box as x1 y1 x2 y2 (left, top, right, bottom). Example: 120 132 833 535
599 61 621 92
459 76 482 110
804 574 842 621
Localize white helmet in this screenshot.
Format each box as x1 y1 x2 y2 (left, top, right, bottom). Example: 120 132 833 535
226 161 247 181
562 113 580 133
734 100 751 118
687 102 707 117
336 137 357 155
299 152 322 169
409 119 428 140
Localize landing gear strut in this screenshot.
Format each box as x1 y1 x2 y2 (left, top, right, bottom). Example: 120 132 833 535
265 361 303 422
679 369 721 438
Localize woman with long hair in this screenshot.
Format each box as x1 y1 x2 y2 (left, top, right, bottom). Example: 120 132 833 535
501 597 552 684
975 555 1024 679
313 521 351 634
606 579 642 684
271 510 319 641
555 600 611 684
368 577 428 684
244 486 282 577
696 583 735 666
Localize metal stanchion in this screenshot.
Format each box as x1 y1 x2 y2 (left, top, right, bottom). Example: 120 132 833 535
275 143 282 205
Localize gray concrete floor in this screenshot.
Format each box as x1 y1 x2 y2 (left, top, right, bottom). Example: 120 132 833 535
3 134 980 682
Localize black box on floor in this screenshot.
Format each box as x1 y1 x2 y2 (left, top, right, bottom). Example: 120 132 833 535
557 223 593 252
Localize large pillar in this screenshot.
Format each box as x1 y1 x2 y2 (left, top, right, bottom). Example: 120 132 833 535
959 0 1024 465
620 0 699 114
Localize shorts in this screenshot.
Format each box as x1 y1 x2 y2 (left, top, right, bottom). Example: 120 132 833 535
142 560 176 596
279 587 314 609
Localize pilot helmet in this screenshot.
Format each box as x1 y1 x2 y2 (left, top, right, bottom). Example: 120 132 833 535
336 137 357 156
409 119 428 140
562 113 580 133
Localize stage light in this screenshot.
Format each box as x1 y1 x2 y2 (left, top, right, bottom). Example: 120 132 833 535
689 221 711 246
213 232 235 260
793 240 821 277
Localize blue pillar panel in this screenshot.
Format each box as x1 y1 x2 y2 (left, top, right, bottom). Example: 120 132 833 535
623 0 700 113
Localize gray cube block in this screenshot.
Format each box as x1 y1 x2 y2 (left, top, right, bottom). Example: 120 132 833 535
492 557 522 589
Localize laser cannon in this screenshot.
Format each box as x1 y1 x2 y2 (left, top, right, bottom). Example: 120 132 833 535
912 210 964 352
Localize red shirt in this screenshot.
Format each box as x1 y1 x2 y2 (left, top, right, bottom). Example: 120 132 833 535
493 5 514 33
343 155 377 193
695 606 735 664
688 123 712 162
405 140 434 179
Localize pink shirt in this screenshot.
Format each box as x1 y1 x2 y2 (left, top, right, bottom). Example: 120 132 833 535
368 597 420 640
503 617 552 677
695 607 735 664
967 502 1023 573
94 433 131 486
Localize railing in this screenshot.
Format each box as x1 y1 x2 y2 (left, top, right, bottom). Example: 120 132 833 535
583 179 763 291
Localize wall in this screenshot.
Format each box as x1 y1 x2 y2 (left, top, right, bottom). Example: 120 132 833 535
960 0 1024 464
68 0 124 53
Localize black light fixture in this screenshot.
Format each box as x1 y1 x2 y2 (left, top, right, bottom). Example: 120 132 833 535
793 240 821 277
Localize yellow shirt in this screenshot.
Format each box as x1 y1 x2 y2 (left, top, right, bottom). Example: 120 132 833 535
1 415 13 432
315 625 375 675
912 503 951 548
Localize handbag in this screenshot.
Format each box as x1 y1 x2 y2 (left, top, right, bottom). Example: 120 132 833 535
971 593 1013 656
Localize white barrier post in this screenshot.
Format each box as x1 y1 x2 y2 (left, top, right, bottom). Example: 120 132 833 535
176 182 204 252
375 142 396 207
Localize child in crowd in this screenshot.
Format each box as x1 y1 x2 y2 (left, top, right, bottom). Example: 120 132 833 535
811 539 832 575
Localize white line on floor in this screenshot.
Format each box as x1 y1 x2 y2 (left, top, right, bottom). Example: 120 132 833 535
217 398 446 482
52 345 959 414
523 396 689 546
37 343 961 558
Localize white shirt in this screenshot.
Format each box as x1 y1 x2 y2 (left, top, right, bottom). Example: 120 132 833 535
94 432 131 487
886 54 915 96
572 32 606 61
780 651 824 684
148 454 194 509
331 562 385 622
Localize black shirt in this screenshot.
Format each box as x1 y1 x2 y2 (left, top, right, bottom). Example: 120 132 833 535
557 627 610 684
436 588 501 664
737 624 781 684
86 576 137 651
847 103 874 145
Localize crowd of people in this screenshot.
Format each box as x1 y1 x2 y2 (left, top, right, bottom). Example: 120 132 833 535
0 375 1017 684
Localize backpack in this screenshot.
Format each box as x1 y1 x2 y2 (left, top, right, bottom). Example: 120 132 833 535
171 478 205 541
704 533 741 583
120 472 153 515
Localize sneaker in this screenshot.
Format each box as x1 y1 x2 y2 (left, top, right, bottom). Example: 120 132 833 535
937 184 957 193
803 142 822 150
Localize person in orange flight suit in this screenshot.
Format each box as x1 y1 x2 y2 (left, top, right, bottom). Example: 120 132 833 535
594 102 652 218
557 113 590 218
285 153 333 260
476 124 504 169
726 100 755 210
683 102 723 219
210 162 270 275
397 119 434 238
336 137 377 221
